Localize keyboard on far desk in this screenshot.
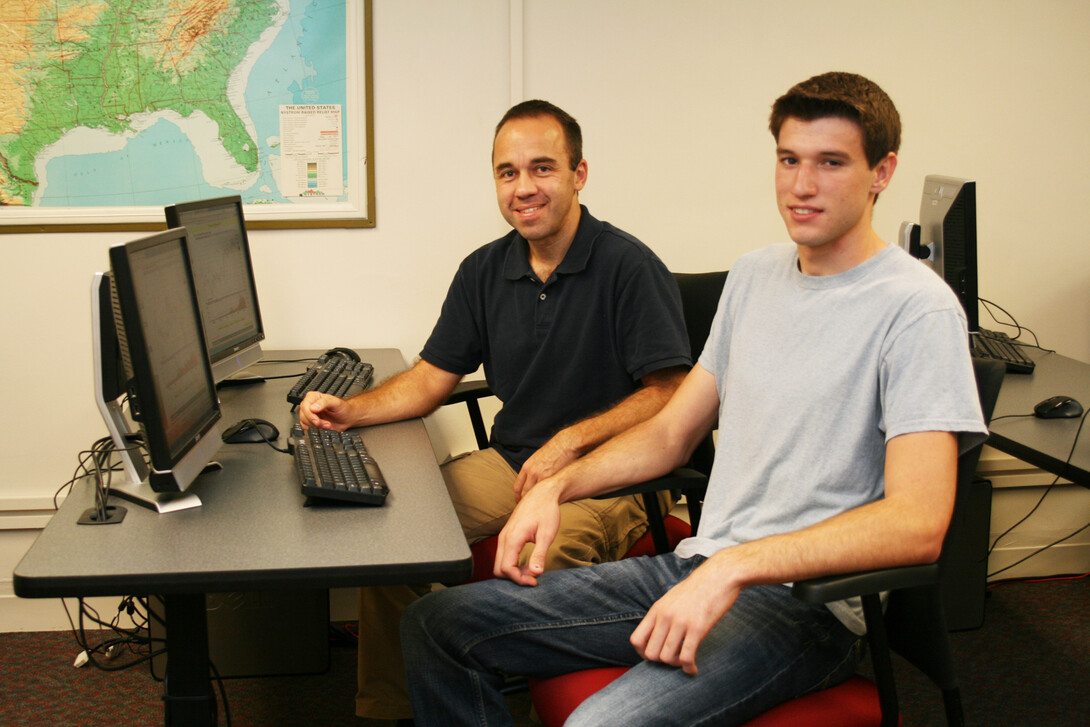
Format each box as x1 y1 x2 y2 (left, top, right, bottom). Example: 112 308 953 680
972 329 1036 374
289 424 389 505
287 353 374 405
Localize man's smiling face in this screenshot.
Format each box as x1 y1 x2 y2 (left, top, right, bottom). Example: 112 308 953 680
493 115 587 249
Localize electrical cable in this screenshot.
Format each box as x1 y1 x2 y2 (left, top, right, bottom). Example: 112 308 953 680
257 357 318 364
54 436 147 511
63 597 164 672
65 595 233 724
253 356 319 382
979 297 1054 352
225 418 291 454
209 659 232 726
988 570 1090 589
54 437 118 508
249 372 311 381
987 406 1090 578
56 436 242 717
988 519 1090 581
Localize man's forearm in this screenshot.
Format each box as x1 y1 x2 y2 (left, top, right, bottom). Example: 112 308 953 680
547 366 717 503
631 432 959 673
703 430 959 589
553 366 688 457
344 359 461 427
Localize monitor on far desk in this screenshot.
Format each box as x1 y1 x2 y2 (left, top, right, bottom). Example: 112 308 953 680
901 175 979 330
900 175 1036 374
165 195 266 386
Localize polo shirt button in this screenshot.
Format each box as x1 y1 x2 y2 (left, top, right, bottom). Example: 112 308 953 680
539 293 547 301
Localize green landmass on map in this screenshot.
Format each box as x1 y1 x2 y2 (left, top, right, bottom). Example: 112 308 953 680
0 0 280 205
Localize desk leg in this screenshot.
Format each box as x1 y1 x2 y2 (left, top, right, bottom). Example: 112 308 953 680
163 593 217 726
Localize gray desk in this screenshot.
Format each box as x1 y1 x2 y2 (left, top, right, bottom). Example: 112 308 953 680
987 347 1090 487
13 348 471 725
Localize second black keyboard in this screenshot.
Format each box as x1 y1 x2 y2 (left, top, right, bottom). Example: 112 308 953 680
972 329 1035 374
287 353 374 405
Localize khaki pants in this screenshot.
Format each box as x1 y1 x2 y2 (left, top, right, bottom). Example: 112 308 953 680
354 447 655 719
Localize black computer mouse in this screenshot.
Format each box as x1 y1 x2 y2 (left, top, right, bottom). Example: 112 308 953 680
222 418 280 443
1033 395 1084 419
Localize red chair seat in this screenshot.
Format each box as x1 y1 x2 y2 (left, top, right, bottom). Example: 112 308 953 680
745 675 894 726
529 671 892 727
529 668 629 727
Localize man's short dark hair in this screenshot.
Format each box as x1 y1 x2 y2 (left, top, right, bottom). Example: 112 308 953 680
769 72 901 169
494 100 583 171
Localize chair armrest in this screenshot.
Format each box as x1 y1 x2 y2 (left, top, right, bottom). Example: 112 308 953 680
791 562 940 605
445 379 492 404
592 467 707 500
442 379 493 451
594 468 708 554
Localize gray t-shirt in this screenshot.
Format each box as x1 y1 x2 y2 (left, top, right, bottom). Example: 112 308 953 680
676 242 989 633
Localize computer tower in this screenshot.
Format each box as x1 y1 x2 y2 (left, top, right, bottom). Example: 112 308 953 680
150 589 330 679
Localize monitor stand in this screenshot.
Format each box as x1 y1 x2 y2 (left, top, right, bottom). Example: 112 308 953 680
216 374 266 389
111 478 205 513
111 461 223 513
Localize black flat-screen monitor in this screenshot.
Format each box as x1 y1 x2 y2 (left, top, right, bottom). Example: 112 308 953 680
164 195 265 384
93 227 223 511
917 175 979 332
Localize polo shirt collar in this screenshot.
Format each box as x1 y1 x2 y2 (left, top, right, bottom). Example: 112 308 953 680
503 205 601 281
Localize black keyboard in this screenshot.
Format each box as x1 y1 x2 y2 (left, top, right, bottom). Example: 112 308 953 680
972 329 1035 374
289 424 388 505
287 353 373 405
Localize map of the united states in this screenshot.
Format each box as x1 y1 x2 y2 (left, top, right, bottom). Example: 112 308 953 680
0 0 284 206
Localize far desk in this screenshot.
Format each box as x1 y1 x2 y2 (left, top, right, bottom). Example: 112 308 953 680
987 347 1090 487
13 348 471 726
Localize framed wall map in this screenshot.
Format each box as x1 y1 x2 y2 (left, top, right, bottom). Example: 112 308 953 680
0 0 374 232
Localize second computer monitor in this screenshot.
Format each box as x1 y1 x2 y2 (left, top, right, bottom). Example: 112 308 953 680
165 195 265 383
919 175 979 332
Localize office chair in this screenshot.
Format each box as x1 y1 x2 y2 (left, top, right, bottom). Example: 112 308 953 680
442 271 728 584
527 357 1005 727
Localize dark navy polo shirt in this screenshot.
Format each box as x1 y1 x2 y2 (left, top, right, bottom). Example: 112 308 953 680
421 206 691 472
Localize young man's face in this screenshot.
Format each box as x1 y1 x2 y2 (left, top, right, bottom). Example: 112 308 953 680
493 115 587 249
775 116 893 255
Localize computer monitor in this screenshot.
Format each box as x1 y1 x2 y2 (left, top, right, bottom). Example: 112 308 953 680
911 175 980 332
92 227 224 513
164 195 265 384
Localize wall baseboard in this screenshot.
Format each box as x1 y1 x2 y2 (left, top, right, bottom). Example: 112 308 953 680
0 593 120 633
1 589 359 634
988 542 1090 582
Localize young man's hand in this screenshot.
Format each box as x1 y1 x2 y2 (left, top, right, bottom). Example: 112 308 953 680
493 480 564 586
630 556 742 676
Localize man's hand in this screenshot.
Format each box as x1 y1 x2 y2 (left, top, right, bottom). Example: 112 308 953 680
493 480 563 586
629 558 741 676
298 391 355 431
513 435 578 500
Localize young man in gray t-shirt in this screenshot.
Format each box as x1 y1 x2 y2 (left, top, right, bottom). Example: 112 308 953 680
399 72 989 727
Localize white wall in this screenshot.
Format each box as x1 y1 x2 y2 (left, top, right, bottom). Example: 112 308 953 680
4 0 1090 628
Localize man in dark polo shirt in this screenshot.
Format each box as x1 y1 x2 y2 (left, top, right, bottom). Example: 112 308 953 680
299 99 690 726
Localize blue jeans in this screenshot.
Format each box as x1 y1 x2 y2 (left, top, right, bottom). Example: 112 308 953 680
401 553 863 726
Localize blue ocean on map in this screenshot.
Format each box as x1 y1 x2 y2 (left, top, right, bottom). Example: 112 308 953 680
39 0 348 207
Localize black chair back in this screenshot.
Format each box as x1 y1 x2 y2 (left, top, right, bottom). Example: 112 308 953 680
672 271 728 480
673 271 728 366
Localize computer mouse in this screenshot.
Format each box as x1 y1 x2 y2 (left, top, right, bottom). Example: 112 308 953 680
1033 395 1084 419
222 418 280 443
